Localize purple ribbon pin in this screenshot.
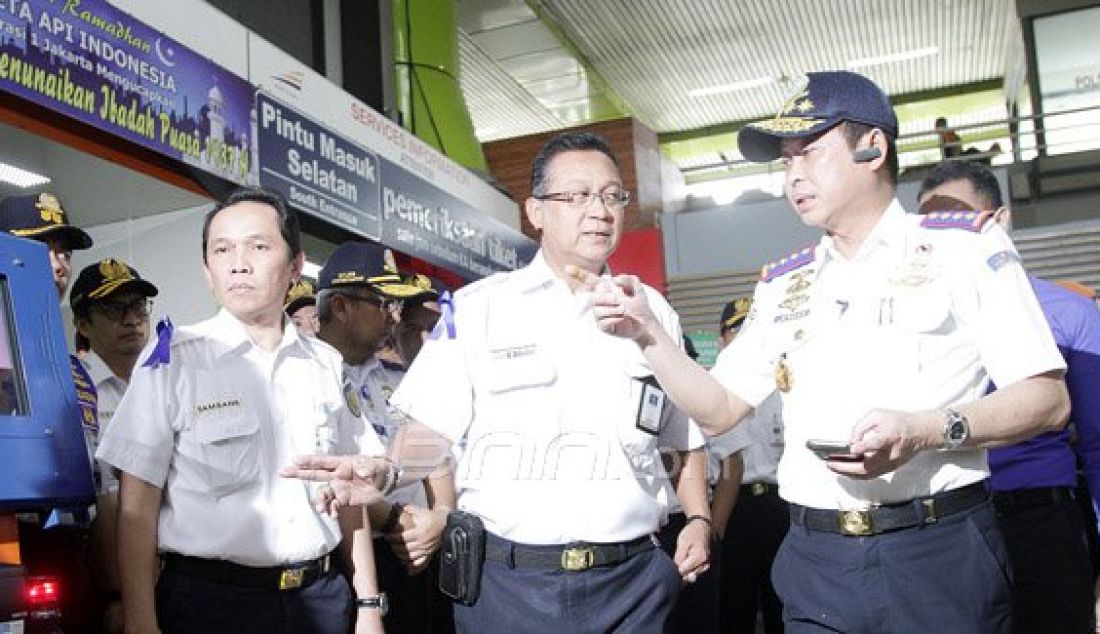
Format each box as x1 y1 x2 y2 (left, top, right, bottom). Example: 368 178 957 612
428 291 457 340
141 317 174 368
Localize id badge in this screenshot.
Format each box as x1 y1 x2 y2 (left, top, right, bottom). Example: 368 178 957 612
634 375 666 436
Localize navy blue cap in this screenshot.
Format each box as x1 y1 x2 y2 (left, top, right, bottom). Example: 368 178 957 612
738 71 898 162
70 258 158 310
318 241 424 299
719 296 753 332
0 192 93 250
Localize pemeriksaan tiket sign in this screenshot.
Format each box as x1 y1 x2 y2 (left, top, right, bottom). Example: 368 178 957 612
0 0 256 185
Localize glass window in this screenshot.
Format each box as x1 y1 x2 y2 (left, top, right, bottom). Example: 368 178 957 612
1034 7 1100 155
0 276 28 416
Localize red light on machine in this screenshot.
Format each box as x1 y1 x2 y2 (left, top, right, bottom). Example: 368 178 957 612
24 576 60 607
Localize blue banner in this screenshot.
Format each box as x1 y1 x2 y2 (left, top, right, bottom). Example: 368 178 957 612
379 157 536 280
0 0 255 184
256 92 382 240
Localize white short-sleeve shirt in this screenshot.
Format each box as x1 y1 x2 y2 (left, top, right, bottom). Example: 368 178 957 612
391 252 704 545
712 201 1065 509
82 351 130 495
96 309 384 566
706 390 784 486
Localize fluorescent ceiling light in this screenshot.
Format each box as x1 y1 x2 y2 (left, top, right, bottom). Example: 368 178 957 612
0 162 50 188
848 46 939 69
689 76 774 98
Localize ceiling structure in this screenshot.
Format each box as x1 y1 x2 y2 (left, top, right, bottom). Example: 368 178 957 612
456 0 1023 182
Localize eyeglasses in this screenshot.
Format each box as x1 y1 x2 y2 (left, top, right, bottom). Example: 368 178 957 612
91 297 154 320
341 292 401 314
535 189 631 209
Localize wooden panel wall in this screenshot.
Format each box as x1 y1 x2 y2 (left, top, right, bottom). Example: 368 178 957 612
483 117 666 239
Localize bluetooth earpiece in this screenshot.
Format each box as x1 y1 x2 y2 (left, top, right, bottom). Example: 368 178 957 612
852 147 882 163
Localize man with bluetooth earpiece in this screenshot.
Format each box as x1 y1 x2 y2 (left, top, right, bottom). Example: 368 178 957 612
574 70 1069 633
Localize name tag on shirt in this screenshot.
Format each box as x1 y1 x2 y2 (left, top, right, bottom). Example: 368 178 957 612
635 375 666 436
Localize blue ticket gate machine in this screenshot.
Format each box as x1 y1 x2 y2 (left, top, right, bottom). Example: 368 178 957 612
0 231 95 631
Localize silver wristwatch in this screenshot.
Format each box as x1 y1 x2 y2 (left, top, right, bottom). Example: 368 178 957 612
942 408 970 450
356 592 389 616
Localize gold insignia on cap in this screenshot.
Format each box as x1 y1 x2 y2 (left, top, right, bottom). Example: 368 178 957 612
334 271 366 283
734 297 752 315
286 279 315 303
793 98 814 113
35 192 65 226
413 274 432 292
99 258 132 282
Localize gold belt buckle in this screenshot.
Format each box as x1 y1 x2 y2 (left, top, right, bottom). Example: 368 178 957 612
278 567 305 590
752 482 768 496
838 510 874 536
561 547 596 572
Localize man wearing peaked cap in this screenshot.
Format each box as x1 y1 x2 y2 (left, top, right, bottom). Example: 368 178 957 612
70 257 159 630
580 70 1069 632
0 191 93 297
393 273 447 368
315 241 453 633
285 279 319 336
718 296 753 349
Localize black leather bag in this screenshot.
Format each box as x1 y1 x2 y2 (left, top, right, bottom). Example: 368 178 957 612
438 510 485 606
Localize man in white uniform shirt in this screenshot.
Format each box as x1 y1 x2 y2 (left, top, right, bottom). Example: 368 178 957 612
315 240 453 633
96 189 385 634
284 132 712 633
578 71 1070 632
69 257 159 631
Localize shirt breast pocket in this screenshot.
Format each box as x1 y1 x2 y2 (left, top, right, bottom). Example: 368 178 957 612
889 288 954 374
193 414 262 496
483 353 556 394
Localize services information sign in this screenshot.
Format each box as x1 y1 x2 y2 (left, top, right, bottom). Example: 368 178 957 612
0 0 255 184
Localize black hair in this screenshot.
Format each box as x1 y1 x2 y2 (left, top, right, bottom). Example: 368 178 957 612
840 121 898 185
917 160 1003 209
201 187 301 263
529 132 620 197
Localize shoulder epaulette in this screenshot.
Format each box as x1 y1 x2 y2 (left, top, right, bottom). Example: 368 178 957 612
760 244 816 283
919 210 994 232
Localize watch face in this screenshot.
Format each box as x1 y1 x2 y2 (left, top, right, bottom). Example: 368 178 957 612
949 420 966 441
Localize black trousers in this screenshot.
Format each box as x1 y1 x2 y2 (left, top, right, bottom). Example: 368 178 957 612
155 563 351 633
720 488 789 634
372 536 454 634
657 512 720 633
995 495 1095 633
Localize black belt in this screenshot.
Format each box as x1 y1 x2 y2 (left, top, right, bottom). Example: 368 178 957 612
161 553 332 591
485 532 655 572
740 481 779 497
790 481 989 537
992 485 1076 515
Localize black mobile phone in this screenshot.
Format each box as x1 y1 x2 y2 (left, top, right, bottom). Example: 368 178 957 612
805 439 862 461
